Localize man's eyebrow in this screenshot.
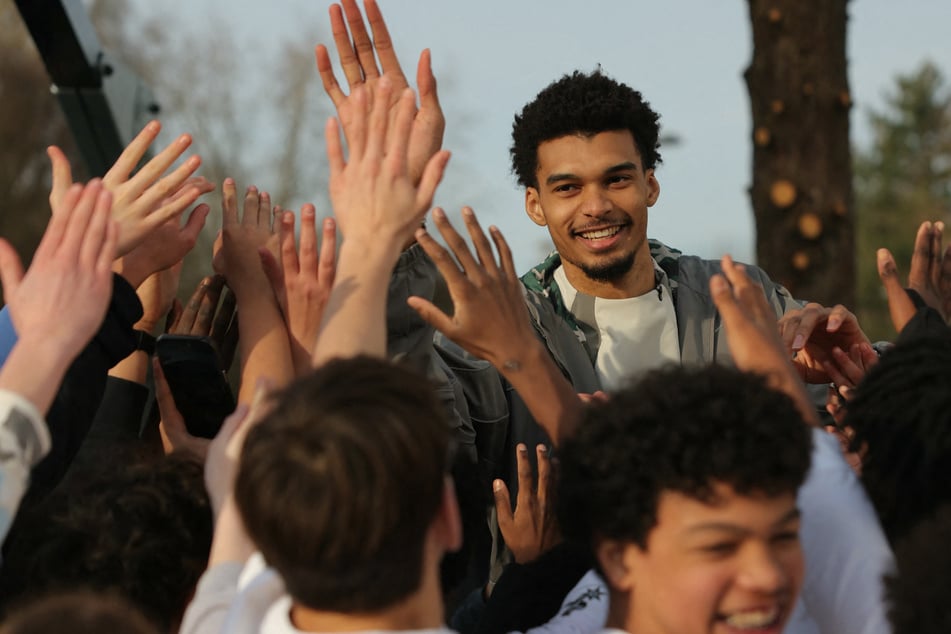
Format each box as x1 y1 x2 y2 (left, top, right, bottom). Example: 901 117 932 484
685 508 802 535
546 172 579 185
544 162 639 186
604 161 639 175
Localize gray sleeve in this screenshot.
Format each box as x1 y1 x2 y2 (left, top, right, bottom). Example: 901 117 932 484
385 244 487 457
386 242 440 371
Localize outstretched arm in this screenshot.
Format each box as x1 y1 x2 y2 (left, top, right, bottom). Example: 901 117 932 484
711 256 819 426
0 180 118 540
313 79 449 365
0 182 118 413
259 207 336 376
408 208 583 445
214 181 293 402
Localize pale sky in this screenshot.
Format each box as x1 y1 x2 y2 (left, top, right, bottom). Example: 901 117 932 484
128 0 951 272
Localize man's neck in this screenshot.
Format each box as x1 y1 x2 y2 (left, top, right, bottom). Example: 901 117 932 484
289 567 444 632
561 249 656 299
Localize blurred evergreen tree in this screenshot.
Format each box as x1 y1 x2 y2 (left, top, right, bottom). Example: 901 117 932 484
855 61 951 340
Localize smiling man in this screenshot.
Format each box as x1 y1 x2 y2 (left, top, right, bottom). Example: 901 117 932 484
513 71 797 393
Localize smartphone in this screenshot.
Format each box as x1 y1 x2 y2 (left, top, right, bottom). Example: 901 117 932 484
156 334 236 439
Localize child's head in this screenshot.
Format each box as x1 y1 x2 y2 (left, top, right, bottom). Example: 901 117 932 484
558 364 812 634
235 356 458 613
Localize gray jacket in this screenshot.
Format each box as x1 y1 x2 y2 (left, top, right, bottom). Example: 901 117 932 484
391 239 804 495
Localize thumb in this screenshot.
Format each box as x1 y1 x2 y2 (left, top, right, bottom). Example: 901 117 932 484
406 296 454 334
47 146 73 215
878 248 915 333
0 239 25 300
710 274 743 326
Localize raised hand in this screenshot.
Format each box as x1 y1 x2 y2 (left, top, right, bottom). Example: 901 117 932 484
493 443 561 564
0 181 117 358
316 0 444 185
111 203 209 289
312 76 448 365
711 256 818 425
47 121 211 256
0 181 118 413
212 181 278 296
408 207 536 368
325 79 449 247
408 208 583 444
778 301 870 384
212 180 292 402
878 220 951 332
260 207 336 375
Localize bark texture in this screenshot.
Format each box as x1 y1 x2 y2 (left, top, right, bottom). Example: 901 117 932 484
745 0 854 306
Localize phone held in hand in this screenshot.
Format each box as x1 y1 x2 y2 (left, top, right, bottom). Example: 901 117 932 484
156 334 235 439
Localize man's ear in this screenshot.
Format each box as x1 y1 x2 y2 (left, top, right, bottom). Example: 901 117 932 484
433 476 463 553
645 169 660 207
596 538 637 591
525 188 548 227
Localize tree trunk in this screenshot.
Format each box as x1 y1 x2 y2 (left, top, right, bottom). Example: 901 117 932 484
744 0 854 306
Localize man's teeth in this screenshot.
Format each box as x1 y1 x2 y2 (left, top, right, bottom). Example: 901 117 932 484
723 607 780 629
579 227 620 240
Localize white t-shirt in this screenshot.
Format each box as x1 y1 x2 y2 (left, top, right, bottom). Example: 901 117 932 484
553 265 679 391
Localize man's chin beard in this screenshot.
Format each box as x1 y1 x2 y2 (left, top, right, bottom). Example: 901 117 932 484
577 252 636 282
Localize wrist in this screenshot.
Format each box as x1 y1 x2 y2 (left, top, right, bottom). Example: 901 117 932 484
16 333 82 370
112 259 150 290
134 318 158 333
493 338 549 377
228 272 275 301
339 237 404 267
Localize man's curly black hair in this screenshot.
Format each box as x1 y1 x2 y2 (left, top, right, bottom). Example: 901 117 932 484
510 69 663 189
843 335 951 546
885 504 951 634
556 364 812 549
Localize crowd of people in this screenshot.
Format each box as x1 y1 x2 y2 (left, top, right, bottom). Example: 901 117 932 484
0 1 948 633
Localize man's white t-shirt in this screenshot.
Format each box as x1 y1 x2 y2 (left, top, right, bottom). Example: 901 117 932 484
553 265 680 391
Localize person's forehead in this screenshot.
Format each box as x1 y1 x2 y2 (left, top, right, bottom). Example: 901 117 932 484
535 130 642 175
651 485 798 540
